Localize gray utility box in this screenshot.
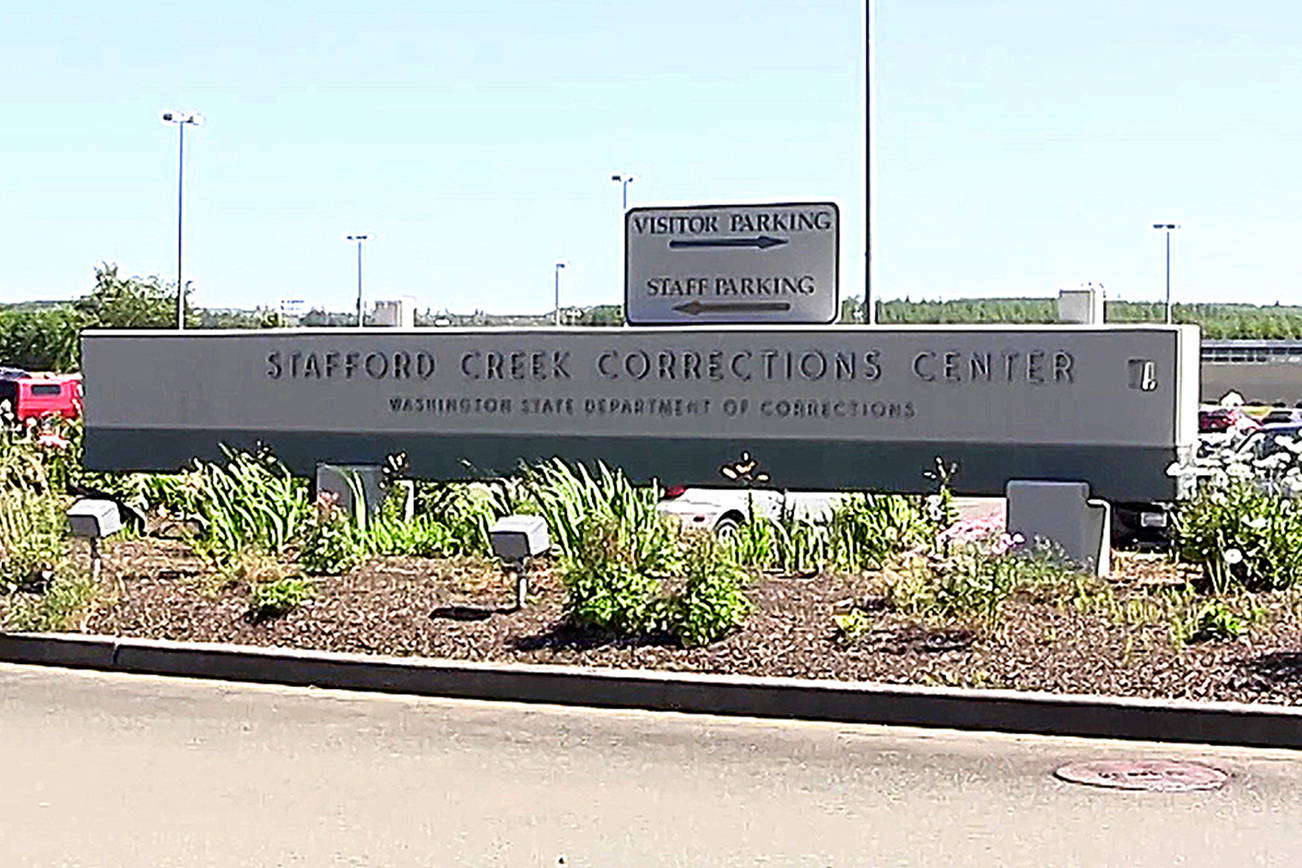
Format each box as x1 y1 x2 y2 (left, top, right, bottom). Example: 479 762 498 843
315 464 387 519
1006 480 1111 576
489 515 550 562
67 498 122 539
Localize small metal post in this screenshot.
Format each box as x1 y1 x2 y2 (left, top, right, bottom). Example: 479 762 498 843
515 570 528 610
89 537 102 584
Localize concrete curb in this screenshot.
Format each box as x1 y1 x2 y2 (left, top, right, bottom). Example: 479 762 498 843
3 631 1301 749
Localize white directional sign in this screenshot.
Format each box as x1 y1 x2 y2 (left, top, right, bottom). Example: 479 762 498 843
625 202 839 325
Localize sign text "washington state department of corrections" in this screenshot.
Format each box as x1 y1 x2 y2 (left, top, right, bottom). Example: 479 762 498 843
82 326 1197 501
624 202 839 325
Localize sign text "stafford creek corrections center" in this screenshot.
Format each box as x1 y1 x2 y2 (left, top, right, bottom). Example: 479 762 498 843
83 327 1197 501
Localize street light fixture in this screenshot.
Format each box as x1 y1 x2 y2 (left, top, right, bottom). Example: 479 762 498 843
1152 223 1181 324
554 262 566 326
161 110 203 330
346 235 369 326
610 174 634 210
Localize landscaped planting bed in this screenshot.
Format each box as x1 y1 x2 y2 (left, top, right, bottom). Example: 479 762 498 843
17 536 1302 706
9 420 1302 706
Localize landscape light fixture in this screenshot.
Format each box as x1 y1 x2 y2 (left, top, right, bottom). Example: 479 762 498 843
553 262 566 326
489 515 550 610
1152 223 1181 324
346 234 369 326
610 174 634 211
161 110 203 329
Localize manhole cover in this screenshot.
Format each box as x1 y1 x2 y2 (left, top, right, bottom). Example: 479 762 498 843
1055 760 1228 792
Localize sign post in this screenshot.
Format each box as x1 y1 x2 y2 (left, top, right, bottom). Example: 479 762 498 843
624 203 839 325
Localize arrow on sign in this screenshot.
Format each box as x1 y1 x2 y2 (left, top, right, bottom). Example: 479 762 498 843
672 301 793 315
668 235 789 250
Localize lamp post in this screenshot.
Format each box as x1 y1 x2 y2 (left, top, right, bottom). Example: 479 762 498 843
161 111 203 330
1152 223 1180 324
865 0 876 325
554 262 566 326
347 234 368 326
610 174 634 210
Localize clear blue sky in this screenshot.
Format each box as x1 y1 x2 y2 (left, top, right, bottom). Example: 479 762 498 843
2 1 1299 314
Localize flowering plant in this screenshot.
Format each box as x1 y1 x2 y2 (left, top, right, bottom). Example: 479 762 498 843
1170 428 1302 590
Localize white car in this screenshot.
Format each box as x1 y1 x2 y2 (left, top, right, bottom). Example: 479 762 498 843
656 487 845 536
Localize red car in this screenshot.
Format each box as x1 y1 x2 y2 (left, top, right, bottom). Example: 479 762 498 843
0 374 83 422
1198 407 1258 434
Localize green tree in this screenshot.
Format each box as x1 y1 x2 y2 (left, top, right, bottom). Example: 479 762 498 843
74 263 194 329
0 307 82 371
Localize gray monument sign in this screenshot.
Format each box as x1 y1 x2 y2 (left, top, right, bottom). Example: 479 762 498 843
624 202 839 325
82 325 1197 501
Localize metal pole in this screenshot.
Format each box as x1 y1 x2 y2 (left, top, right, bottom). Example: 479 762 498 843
177 121 185 330
553 263 564 326
865 0 876 325
356 239 364 327
1164 229 1172 324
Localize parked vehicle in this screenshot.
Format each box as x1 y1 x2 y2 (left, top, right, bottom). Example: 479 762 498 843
656 487 844 537
1261 407 1302 426
1198 406 1259 434
0 373 83 422
1233 422 1302 462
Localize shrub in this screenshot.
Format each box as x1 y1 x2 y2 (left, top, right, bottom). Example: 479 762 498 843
0 418 69 593
1175 480 1302 591
247 575 316 620
670 534 752 647
297 499 365 576
559 518 667 636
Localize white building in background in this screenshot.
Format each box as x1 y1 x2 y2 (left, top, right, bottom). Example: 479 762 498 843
372 295 417 328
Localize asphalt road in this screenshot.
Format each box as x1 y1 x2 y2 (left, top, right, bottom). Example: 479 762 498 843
2 663 1301 867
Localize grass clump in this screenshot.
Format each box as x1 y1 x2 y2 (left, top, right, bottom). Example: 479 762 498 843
182 448 312 567
248 575 316 621
828 493 933 572
724 493 933 577
888 537 1090 632
4 573 96 632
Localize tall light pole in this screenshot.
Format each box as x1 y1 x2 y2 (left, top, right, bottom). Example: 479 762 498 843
161 111 203 330
1152 223 1180 324
865 0 876 325
554 262 566 326
610 174 634 210
347 234 368 326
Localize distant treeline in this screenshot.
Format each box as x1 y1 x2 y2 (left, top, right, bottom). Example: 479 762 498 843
839 297 1302 339
10 272 1302 373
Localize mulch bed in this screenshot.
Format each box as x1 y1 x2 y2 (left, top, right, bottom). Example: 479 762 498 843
49 536 1302 707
